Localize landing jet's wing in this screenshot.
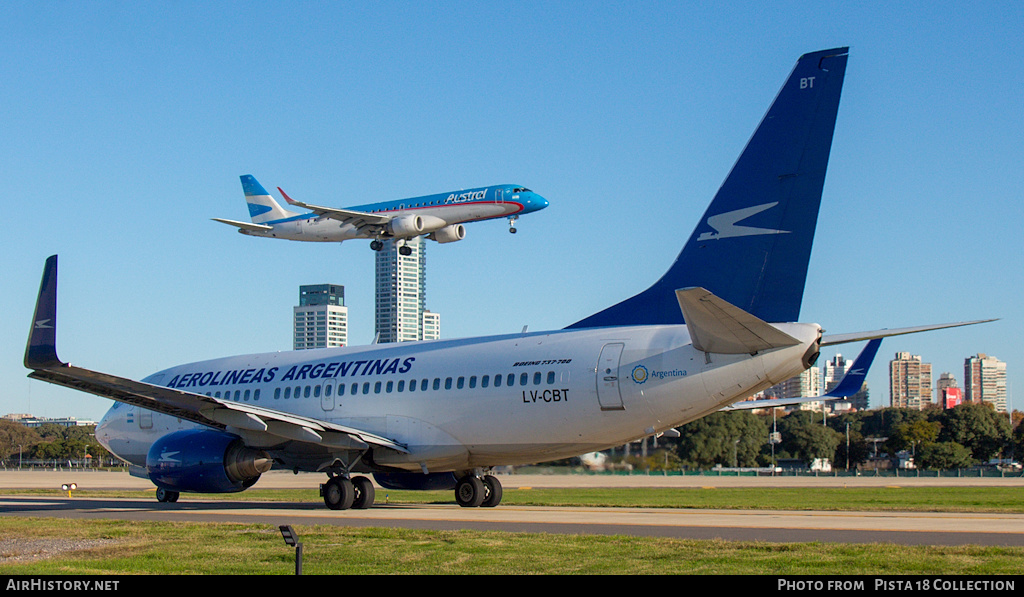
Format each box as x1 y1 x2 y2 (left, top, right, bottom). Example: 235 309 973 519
720 338 882 411
210 218 274 232
24 255 407 454
277 187 392 234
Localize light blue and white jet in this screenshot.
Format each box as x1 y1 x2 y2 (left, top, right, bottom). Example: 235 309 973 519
213 177 549 254
25 48 993 510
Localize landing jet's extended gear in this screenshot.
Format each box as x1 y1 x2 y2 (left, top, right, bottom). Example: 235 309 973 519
321 474 375 510
370 240 384 251
455 473 502 507
398 242 412 256
508 216 518 234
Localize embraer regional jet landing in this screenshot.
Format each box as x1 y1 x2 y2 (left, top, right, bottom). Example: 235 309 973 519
25 48 992 510
213 176 549 254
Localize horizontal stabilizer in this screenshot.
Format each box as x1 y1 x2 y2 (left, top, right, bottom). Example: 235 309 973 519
821 320 996 346
675 288 800 354
211 218 274 232
721 338 881 411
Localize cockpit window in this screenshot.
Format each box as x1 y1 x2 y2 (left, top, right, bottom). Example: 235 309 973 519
512 188 531 193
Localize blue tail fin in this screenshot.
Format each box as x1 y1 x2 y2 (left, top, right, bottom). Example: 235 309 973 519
567 48 848 329
240 175 300 224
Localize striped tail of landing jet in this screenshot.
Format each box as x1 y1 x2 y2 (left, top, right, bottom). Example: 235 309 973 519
240 175 300 224
567 47 849 329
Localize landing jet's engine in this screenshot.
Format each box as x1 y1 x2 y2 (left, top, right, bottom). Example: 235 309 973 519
146 429 272 494
388 215 424 237
430 224 466 244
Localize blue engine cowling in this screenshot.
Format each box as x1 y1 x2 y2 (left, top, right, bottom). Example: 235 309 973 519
373 471 458 491
146 429 272 494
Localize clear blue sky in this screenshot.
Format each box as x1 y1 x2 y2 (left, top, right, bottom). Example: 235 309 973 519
2 2 1021 421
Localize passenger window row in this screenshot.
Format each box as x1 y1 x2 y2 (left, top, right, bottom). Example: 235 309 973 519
206 370 566 403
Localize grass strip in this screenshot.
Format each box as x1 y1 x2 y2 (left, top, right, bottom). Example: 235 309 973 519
1 517 1022 575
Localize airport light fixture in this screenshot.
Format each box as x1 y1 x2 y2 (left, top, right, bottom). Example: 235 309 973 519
61 483 77 497
279 525 303 575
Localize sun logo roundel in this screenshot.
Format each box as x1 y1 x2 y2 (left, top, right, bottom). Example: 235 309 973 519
631 365 648 384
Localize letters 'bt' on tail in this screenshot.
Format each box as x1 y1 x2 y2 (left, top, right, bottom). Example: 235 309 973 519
568 47 849 330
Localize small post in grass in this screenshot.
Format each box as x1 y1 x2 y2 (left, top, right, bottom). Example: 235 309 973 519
279 525 302 575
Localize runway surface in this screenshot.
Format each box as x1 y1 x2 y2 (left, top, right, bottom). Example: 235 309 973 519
2 470 1022 546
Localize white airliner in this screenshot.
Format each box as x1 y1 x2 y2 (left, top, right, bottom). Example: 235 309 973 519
213 176 549 255
25 48 992 510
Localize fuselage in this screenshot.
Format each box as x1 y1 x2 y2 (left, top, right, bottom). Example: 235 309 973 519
242 184 547 242
97 322 821 473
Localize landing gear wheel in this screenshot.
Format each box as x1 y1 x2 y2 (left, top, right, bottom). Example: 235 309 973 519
509 227 517 234
370 240 384 251
156 488 179 503
481 475 503 507
455 476 485 508
398 244 412 256
323 477 355 510
351 476 375 509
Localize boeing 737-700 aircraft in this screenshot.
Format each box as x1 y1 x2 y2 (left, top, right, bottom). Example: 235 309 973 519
213 176 549 254
25 48 991 510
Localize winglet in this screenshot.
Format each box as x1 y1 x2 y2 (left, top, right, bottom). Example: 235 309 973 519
277 187 298 205
25 255 64 369
821 338 881 398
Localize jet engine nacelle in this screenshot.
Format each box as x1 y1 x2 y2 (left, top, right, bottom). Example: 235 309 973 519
388 214 424 237
373 471 458 491
146 429 272 494
429 224 466 244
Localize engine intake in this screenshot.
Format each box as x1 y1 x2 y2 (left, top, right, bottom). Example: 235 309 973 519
146 429 272 494
388 214 424 237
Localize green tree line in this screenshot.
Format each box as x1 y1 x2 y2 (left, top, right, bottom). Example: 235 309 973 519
668 403 1021 470
0 421 113 466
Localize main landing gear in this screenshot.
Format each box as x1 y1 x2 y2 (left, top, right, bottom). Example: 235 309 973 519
321 475 375 510
369 239 413 255
455 474 502 508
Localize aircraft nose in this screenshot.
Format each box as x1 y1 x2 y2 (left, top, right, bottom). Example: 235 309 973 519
532 193 549 211
95 407 115 452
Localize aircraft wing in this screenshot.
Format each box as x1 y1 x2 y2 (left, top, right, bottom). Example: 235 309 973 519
720 338 881 411
277 187 392 228
210 218 274 232
24 255 408 455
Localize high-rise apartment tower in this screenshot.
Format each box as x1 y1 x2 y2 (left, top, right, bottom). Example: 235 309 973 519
293 284 348 349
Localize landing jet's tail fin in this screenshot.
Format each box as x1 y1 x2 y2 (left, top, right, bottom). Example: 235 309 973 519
568 47 849 329
240 174 301 224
